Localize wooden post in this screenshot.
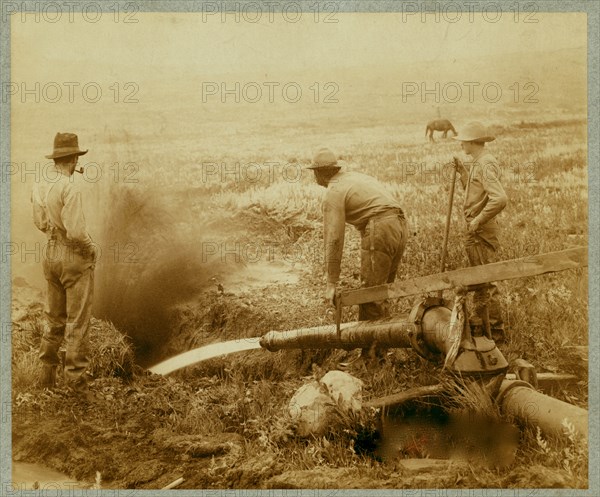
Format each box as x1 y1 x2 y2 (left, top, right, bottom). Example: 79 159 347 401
437 162 457 298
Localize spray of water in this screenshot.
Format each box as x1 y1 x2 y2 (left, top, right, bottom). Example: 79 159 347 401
90 182 235 366
149 338 263 375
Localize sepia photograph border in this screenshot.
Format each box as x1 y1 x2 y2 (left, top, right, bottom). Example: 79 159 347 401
0 1 598 496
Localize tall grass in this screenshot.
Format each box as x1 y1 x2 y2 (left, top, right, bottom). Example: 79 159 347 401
12 116 589 489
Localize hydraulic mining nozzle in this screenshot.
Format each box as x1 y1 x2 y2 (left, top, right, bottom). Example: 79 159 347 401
259 297 509 378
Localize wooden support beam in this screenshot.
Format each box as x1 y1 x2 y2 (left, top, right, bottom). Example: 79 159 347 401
340 246 587 307
364 374 582 410
364 384 447 409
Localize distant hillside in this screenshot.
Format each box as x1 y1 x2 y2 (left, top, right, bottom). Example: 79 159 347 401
134 46 586 123
11 47 586 152
328 45 586 111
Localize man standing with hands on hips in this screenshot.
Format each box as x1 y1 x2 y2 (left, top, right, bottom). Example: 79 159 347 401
453 122 508 342
32 132 97 400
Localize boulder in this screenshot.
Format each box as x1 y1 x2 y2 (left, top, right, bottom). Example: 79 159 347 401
320 370 363 411
288 371 363 437
288 382 333 437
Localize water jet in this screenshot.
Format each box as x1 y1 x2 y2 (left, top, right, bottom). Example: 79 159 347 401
149 247 588 444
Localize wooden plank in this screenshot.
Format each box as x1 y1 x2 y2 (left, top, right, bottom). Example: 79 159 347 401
365 374 581 409
340 246 587 307
364 384 447 409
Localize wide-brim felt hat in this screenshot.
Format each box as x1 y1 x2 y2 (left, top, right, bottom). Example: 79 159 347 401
306 147 339 169
45 132 88 159
452 122 495 143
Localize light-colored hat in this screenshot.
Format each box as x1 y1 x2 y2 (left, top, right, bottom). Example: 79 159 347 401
452 122 495 143
306 147 339 169
45 132 88 159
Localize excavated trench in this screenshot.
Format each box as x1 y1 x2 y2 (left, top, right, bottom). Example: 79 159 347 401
89 186 303 367
152 299 588 465
74 187 587 484
12 277 587 488
94 255 304 367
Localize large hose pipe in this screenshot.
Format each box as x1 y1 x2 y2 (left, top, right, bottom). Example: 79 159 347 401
260 300 507 377
497 380 588 441
259 303 457 352
259 315 415 351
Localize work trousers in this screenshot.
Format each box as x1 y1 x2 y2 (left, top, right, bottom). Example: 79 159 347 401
464 221 504 331
39 238 95 387
359 213 408 321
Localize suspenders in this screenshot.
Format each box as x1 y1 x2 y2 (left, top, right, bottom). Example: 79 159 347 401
33 181 59 235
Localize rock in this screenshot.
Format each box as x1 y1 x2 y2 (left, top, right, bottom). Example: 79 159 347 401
288 371 364 437
288 382 334 437
223 454 279 487
320 370 363 411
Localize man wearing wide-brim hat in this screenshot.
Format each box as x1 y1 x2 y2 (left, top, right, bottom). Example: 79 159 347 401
32 132 96 401
453 122 508 342
308 147 409 366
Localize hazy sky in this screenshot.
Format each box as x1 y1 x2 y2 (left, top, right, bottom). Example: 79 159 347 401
12 12 586 79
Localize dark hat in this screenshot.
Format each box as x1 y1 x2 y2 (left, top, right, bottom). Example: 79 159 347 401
306 147 339 170
45 132 88 159
452 122 495 143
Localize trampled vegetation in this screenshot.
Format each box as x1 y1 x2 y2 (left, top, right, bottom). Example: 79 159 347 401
12 118 589 489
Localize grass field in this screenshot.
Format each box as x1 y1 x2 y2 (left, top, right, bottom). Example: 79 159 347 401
11 106 589 488
6 10 593 489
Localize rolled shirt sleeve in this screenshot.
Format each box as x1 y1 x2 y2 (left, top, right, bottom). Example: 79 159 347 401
473 159 508 226
323 189 346 284
31 185 49 233
463 154 508 226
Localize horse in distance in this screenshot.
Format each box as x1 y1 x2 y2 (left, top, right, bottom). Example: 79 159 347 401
426 119 457 142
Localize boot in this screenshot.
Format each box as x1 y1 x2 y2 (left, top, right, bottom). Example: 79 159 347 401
39 365 57 389
66 378 96 403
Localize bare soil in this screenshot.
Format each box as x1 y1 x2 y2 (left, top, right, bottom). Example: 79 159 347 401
11 267 588 490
